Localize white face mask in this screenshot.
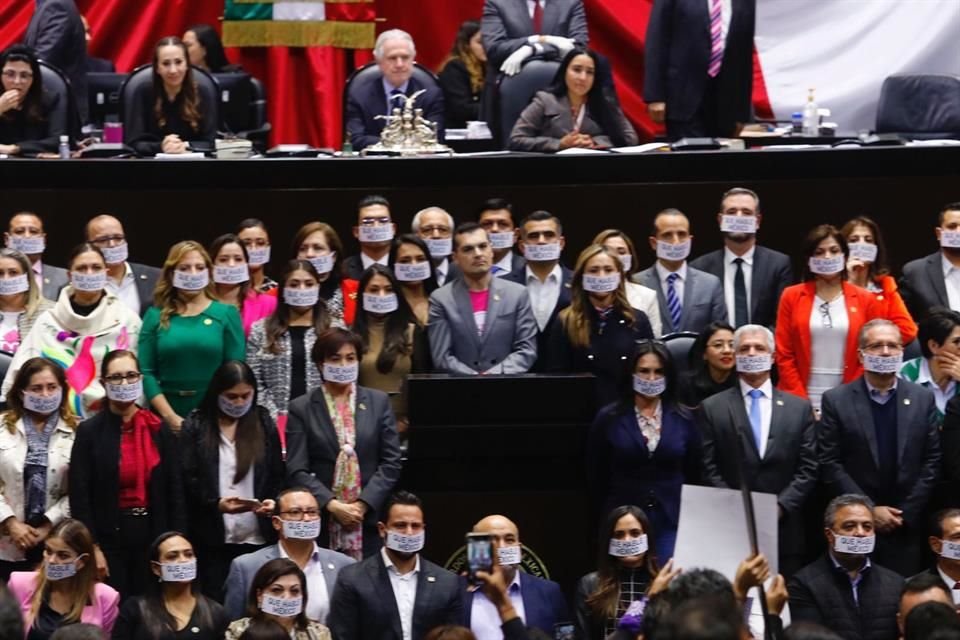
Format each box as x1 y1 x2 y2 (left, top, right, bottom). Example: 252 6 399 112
941 230 960 249
425 238 452 258
23 389 61 415
282 519 321 541
363 292 399 314
0 273 29 296
358 225 394 243
260 594 303 618
173 269 209 291
284 286 319 308
939 539 960 560
489 231 515 250
246 246 271 266
847 242 878 262
523 243 561 262
736 354 772 373
608 535 648 557
218 394 253 419
385 530 424 554
861 352 902 374
633 375 666 397
833 534 875 555
616 253 632 272
45 555 85 581
582 273 620 294
71 271 107 292
808 255 845 275
656 239 691 262
720 215 757 234
213 264 250 285
105 379 142 403
394 261 431 282
307 254 335 275
158 559 197 583
322 361 358 384
100 243 129 265
7 235 44 255
497 545 522 566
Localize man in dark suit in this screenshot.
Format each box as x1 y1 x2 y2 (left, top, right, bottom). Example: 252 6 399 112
899 202 960 321
85 214 159 316
699 324 817 576
478 198 526 277
918 508 960 607
80 14 115 73
481 0 588 75
342 195 398 281
4 211 67 300
503 210 572 371
897 573 956 637
820 319 942 576
789 494 905 640
346 29 444 151
462 514 569 637
632 208 726 334
690 187 793 328
327 491 462 640
412 206 461 288
25 0 89 122
644 0 755 139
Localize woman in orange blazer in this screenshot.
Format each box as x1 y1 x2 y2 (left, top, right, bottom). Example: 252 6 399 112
841 215 917 343
775 225 881 410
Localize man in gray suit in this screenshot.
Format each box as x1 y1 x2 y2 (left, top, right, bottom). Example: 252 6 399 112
900 201 960 321
5 211 67 301
482 0 588 75
223 488 355 622
428 222 538 374
633 208 726 335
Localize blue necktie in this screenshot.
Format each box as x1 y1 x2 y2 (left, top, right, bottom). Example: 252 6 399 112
388 88 403 114
666 272 682 330
748 389 764 454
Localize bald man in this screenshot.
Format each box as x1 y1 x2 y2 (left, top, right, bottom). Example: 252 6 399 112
85 214 160 316
462 514 569 639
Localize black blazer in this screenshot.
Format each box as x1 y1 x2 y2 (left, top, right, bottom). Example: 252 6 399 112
345 74 445 152
327 552 462 640
820 378 942 527
689 244 794 328
342 255 375 282
68 409 185 546
938 394 960 503
130 261 161 316
179 405 284 548
899 251 950 321
502 264 573 371
0 91 67 156
112 594 229 640
126 83 218 156
24 0 89 122
285 385 402 557
438 59 480 129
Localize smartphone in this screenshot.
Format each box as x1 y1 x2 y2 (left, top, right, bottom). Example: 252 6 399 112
465 533 493 585
554 623 576 640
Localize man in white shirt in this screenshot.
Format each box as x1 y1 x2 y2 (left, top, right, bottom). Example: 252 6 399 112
900 202 960 320
477 198 525 277
4 211 67 300
412 206 460 287
85 214 160 316
343 195 398 280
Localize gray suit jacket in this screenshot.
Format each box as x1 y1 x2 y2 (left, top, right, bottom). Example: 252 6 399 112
482 0 589 69
223 542 356 621
129 261 160 316
508 91 638 152
632 263 726 334
40 264 68 301
899 251 950 321
25 0 88 122
427 276 538 374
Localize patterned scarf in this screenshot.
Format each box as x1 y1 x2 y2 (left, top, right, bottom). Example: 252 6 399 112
324 384 363 560
23 414 58 523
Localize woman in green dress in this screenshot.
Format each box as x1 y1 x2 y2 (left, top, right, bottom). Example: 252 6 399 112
139 241 245 430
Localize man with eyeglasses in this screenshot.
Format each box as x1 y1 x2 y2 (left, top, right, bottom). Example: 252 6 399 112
820 319 941 577
412 206 461 287
85 214 160 316
223 488 356 622
343 195 399 281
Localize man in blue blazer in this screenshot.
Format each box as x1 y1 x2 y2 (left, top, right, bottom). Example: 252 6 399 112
345 29 445 151
222 489 356 622
461 514 569 638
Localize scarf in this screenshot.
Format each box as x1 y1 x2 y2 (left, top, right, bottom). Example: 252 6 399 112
23 414 58 524
323 384 363 560
123 409 162 506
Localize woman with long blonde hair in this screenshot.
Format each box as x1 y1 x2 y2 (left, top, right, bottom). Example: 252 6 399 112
438 20 486 128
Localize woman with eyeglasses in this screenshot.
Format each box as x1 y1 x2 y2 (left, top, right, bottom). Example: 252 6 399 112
0 248 53 356
210 234 277 337
180 360 283 602
112 531 229 640
292 222 358 326
586 341 699 562
775 224 882 412
388 235 437 327
69 350 185 600
1 243 142 419
0 44 68 157
678 321 737 408
0 358 76 582
237 219 278 296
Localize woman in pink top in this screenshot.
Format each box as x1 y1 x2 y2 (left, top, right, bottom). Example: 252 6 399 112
209 234 277 336
7 518 119 639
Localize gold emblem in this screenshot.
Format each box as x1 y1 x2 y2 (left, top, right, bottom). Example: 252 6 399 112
203 318 213 325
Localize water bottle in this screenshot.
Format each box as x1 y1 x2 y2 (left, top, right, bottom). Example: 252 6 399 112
341 139 354 157
58 135 70 159
791 112 803 134
802 88 819 137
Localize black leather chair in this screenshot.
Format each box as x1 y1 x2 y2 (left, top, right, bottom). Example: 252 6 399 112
496 59 560 147
341 62 442 140
661 331 700 380
213 72 271 151
876 74 960 139
38 60 80 142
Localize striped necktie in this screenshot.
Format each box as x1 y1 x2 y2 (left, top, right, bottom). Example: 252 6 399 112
666 272 682 330
708 0 724 77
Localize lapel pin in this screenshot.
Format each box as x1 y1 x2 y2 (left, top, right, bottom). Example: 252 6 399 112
776 400 784 406
358 402 366 411
328 563 335 570
427 576 436 583
493 294 501 302
904 398 910 405
203 318 213 325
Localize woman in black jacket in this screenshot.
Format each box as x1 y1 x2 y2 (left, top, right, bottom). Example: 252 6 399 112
69 349 185 600
437 20 486 128
0 44 66 156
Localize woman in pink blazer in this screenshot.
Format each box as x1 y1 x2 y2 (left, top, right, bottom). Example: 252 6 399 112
210 234 278 336
7 519 119 639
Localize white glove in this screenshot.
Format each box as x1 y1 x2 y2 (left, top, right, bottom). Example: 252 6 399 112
543 35 576 55
500 45 533 76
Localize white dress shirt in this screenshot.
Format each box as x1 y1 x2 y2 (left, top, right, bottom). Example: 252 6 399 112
361 252 390 271
655 261 688 305
105 262 140 315
943 253 960 311
525 264 562 331
527 0 546 18
938 565 960 605
723 245 754 325
492 251 514 277
706 0 733 42
740 378 773 458
279 542 330 622
470 570 526 640
219 434 265 545
808 294 848 411
912 357 957 415
382 548 420 640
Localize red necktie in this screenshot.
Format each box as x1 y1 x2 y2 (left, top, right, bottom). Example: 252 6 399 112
532 0 544 34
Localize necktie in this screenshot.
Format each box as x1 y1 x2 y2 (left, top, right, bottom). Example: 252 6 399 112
388 88 403 114
708 0 724 77
748 388 764 454
490 265 503 275
733 257 748 327
666 272 682 330
532 0 544 34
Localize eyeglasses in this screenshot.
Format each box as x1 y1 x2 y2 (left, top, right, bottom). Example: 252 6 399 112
2 70 33 81
279 508 321 520
819 302 832 329
103 372 142 384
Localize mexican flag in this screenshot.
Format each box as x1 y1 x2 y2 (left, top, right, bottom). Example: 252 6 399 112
223 0 375 48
